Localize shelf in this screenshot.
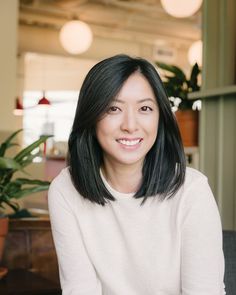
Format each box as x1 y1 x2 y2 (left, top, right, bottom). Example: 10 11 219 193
188 85 236 99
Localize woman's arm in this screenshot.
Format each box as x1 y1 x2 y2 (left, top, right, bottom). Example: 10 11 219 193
48 180 102 295
181 177 226 295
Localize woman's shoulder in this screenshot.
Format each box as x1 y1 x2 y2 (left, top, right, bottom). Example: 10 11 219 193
49 167 72 190
48 167 80 203
48 166 90 215
184 167 208 187
171 167 210 204
178 167 215 207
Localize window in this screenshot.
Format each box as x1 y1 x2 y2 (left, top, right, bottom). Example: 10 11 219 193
23 91 78 147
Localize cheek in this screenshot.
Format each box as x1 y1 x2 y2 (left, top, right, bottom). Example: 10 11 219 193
96 119 113 143
96 116 119 135
96 123 105 144
148 123 159 147
144 116 159 135
150 128 158 145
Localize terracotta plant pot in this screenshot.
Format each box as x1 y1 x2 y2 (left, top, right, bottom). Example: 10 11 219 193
0 217 9 262
175 110 199 147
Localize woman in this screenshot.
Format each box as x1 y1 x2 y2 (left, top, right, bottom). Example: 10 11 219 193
48 54 225 295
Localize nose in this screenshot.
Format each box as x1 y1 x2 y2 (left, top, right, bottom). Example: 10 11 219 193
120 109 138 133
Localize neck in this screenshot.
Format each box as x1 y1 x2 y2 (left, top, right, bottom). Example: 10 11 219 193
101 160 143 194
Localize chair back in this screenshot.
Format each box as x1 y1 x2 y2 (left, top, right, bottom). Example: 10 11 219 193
223 230 236 295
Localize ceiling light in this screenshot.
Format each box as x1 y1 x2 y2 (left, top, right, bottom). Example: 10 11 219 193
188 40 202 66
38 94 51 106
13 92 51 116
59 20 93 55
160 0 203 18
13 97 23 116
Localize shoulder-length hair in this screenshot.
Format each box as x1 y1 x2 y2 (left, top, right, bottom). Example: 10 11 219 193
68 54 186 205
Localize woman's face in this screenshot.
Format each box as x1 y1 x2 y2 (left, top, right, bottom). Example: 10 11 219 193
96 72 159 170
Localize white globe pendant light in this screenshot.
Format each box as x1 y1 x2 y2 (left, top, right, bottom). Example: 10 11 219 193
160 0 203 18
59 20 93 54
188 40 202 66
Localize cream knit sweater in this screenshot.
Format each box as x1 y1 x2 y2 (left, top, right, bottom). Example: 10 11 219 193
48 167 225 295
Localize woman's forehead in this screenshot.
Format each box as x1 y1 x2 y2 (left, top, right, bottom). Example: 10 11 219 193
114 73 156 101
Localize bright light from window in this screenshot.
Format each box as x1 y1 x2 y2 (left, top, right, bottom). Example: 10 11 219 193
23 91 78 147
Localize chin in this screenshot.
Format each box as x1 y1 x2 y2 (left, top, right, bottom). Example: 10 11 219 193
114 156 145 166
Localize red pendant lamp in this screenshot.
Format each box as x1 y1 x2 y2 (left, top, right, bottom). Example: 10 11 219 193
13 97 24 116
38 91 51 106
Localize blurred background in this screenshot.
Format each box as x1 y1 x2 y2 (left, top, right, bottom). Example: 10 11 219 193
0 0 236 292
0 0 236 228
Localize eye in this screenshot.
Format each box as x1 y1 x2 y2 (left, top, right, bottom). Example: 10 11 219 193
140 106 153 112
107 106 121 113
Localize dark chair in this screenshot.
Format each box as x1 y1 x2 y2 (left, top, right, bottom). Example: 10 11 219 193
223 230 236 295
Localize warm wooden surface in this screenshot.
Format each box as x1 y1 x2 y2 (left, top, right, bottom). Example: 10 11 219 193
3 218 60 284
8 218 51 230
0 268 61 295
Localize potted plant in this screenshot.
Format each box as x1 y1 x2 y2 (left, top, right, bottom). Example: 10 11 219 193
0 129 51 272
156 61 201 147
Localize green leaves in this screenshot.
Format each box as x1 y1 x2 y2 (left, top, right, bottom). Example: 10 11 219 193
156 62 187 83
5 179 50 200
189 63 201 92
2 178 49 196
14 135 52 164
0 130 52 214
155 61 201 110
0 157 21 170
0 129 22 157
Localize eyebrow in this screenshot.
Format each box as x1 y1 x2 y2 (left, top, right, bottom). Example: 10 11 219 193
114 98 156 104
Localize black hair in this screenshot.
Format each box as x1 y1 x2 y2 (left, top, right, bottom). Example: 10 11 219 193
68 54 186 205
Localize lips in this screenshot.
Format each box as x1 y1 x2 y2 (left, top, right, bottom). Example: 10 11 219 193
116 138 143 146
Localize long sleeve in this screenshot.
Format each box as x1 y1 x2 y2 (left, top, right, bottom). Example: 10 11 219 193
47 167 225 295
48 180 102 295
181 177 225 295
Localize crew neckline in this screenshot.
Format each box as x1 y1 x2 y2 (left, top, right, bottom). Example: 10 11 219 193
100 169 136 200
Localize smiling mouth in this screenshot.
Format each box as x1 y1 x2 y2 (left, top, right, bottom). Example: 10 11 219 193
116 139 143 146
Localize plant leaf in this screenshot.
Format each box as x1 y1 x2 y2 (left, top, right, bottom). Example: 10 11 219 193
14 135 52 164
13 178 50 186
2 199 20 212
189 63 201 91
0 129 22 157
0 130 52 213
156 62 186 81
20 151 42 168
10 185 50 199
0 157 22 170
2 181 21 197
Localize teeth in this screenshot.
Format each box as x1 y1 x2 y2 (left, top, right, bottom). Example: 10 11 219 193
118 139 140 146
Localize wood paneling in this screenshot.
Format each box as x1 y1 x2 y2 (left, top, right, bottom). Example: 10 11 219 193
3 218 60 284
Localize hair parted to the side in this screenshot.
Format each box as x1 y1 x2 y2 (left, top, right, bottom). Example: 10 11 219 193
67 54 186 205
